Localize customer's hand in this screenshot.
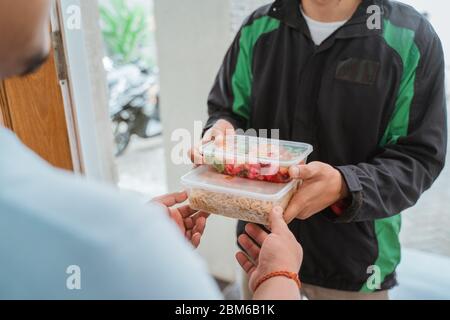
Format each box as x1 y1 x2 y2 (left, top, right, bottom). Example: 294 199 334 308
236 207 303 293
153 192 210 248
190 119 235 165
284 162 348 222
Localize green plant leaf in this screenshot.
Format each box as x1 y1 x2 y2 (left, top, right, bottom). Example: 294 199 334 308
99 0 151 64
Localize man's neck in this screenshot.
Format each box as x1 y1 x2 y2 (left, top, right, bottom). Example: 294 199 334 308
301 0 362 22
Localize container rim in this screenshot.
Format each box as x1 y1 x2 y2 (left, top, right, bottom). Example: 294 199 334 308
201 135 313 167
181 166 299 201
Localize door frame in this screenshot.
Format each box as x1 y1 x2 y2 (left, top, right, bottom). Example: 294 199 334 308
51 0 117 183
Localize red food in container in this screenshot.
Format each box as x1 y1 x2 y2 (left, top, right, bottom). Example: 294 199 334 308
201 135 313 183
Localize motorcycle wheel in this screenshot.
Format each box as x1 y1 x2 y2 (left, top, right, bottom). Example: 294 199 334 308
112 120 131 157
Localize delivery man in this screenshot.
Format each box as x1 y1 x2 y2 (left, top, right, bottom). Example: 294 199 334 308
196 0 447 299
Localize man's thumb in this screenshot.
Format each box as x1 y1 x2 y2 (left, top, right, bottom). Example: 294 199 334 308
289 164 313 180
270 206 289 234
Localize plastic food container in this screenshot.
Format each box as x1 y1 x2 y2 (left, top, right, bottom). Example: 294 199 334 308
181 166 299 225
202 135 313 183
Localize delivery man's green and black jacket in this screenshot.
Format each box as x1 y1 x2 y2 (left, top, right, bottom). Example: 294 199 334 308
205 0 447 291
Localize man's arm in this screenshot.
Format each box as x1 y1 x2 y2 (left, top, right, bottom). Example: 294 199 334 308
333 23 447 223
205 15 255 132
285 21 447 223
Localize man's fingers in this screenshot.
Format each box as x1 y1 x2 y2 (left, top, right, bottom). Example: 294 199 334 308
284 191 306 223
202 128 214 142
289 164 315 180
206 123 235 145
213 133 225 147
238 234 261 262
153 191 188 207
223 126 236 136
245 223 268 246
193 120 235 164
270 206 290 234
236 252 256 275
191 125 230 164
203 127 222 144
189 145 204 165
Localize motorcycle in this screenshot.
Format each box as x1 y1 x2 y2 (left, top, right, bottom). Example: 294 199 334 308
104 57 162 156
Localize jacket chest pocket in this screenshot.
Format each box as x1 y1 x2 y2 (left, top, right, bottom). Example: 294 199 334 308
316 57 397 157
335 58 380 85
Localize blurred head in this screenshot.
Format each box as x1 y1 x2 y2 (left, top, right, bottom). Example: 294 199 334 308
0 0 51 79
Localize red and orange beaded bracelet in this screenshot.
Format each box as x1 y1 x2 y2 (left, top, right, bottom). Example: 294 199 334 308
254 271 301 292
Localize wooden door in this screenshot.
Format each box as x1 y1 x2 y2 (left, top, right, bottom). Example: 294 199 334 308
0 49 74 171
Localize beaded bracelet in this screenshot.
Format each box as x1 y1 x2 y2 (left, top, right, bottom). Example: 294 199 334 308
254 271 301 292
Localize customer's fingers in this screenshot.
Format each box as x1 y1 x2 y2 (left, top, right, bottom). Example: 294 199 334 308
193 216 207 235
191 233 201 248
245 223 268 246
195 211 210 220
191 211 209 233
169 210 184 233
236 252 256 275
238 234 261 262
153 191 187 207
177 205 197 218
184 217 194 230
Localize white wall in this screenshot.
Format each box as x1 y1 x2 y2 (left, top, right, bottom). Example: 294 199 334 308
231 0 271 33
400 1 450 63
400 1 450 97
154 0 238 282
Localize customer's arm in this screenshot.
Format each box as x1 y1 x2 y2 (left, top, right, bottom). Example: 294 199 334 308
236 207 302 300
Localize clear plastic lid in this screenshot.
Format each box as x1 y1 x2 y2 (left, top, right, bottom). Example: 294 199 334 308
201 135 313 167
181 166 298 201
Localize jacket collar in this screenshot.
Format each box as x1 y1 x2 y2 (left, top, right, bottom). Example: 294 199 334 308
268 0 385 39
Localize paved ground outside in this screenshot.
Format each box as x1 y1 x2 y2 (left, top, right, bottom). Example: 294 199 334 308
401 150 450 257
117 130 450 258
115 135 168 197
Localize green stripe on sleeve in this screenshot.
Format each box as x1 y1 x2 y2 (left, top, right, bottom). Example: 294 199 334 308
361 19 421 293
231 16 280 121
380 20 421 146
